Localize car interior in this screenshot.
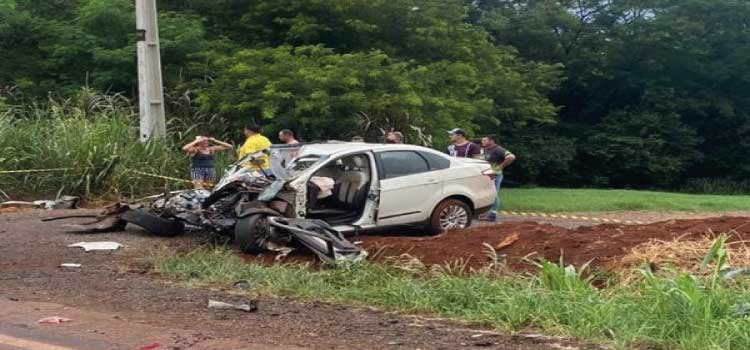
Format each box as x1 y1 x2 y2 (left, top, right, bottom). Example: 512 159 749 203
306 154 372 225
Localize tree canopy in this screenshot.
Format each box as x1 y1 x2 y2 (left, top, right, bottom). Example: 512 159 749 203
1 0 749 191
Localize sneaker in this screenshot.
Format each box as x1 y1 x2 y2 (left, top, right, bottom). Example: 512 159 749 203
479 213 497 222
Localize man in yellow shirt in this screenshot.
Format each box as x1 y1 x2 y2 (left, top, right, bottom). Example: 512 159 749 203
238 124 272 176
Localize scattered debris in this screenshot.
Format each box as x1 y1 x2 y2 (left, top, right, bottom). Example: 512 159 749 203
38 316 72 324
0 201 41 209
472 340 494 347
53 196 81 209
522 333 557 340
62 216 128 234
495 233 520 250
47 146 368 265
60 263 82 268
136 343 161 350
68 242 122 251
207 299 258 312
33 200 57 209
232 280 251 290
0 196 79 210
45 202 130 233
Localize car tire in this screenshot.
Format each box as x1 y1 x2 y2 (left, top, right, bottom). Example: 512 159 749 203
234 214 273 254
121 208 185 237
426 199 472 235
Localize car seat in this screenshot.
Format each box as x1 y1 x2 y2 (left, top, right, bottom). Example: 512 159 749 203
307 156 370 222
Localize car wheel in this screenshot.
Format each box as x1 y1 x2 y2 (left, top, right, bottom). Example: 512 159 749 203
121 208 185 237
234 214 274 254
426 199 472 234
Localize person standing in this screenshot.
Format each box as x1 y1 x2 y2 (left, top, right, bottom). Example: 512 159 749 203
278 129 299 145
447 128 481 158
480 135 516 221
278 129 301 164
182 135 233 189
238 124 272 176
385 131 404 144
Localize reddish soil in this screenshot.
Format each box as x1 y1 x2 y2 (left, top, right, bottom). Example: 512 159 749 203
358 216 750 270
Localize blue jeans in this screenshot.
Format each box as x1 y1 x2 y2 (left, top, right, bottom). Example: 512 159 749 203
491 172 504 214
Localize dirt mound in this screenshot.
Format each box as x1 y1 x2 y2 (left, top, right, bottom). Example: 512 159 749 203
358 216 750 270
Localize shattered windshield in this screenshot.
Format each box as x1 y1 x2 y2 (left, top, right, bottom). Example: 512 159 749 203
270 144 329 178
288 155 323 172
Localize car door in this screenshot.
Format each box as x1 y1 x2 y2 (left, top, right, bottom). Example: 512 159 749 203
375 150 443 226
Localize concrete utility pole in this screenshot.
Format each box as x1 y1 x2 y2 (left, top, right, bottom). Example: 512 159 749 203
135 0 166 142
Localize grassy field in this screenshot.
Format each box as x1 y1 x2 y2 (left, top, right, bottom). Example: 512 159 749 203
151 239 750 350
502 188 750 212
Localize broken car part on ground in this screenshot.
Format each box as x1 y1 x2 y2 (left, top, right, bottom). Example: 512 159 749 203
0 196 80 210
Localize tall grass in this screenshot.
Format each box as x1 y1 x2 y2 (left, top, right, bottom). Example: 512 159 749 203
152 239 750 350
0 90 231 199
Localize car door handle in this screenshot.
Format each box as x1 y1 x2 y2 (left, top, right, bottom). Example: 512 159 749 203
426 179 439 184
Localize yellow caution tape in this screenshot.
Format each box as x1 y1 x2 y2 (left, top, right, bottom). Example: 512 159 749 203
0 167 192 184
0 168 75 174
500 210 645 225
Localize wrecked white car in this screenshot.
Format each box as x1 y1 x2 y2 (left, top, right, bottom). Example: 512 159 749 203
53 142 496 264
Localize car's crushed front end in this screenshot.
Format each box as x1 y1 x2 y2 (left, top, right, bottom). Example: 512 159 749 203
50 144 367 264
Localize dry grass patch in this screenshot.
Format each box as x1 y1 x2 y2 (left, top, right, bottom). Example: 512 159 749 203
615 232 750 280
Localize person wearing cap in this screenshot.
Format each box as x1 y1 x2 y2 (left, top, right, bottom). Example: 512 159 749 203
447 128 482 159
386 131 404 144
238 124 272 176
479 135 516 221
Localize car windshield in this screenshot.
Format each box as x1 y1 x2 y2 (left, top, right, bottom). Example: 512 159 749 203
268 144 329 180
288 155 323 172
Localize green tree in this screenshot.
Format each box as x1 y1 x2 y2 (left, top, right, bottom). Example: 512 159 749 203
580 110 701 187
195 46 493 141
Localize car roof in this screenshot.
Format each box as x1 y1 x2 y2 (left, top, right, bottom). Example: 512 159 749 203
290 142 440 156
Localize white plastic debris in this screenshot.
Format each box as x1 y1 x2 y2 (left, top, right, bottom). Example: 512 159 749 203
0 201 41 209
207 299 257 312
38 316 72 324
68 242 122 251
33 200 57 209
60 263 81 268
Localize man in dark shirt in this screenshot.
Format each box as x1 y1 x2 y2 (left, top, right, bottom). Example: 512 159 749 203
480 135 516 221
447 128 481 158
